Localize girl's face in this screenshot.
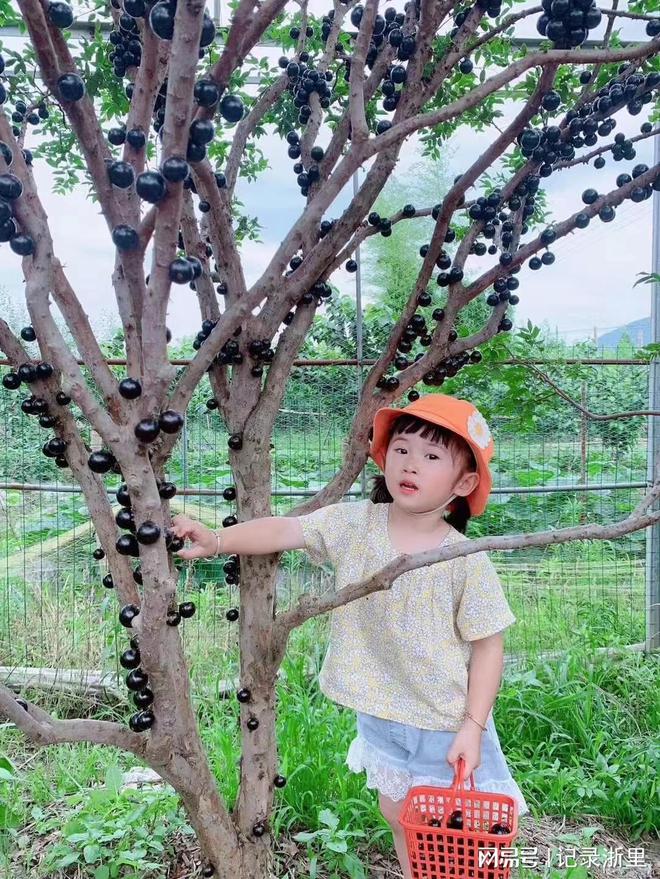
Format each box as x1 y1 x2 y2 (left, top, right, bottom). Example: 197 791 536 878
383 429 479 512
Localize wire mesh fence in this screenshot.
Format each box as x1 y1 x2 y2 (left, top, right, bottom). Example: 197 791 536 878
0 346 657 693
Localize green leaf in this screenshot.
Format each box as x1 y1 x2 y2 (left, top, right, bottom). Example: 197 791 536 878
343 852 367 879
0 804 23 830
565 867 589 879
635 342 660 359
632 271 660 287
83 843 102 864
104 764 123 795
318 809 339 830
120 847 148 861
0 756 15 776
94 867 110 879
292 831 317 842
66 832 93 844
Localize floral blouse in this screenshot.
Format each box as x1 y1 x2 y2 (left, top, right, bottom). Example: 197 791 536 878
297 499 516 731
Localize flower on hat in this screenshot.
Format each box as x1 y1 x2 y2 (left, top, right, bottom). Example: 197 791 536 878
467 410 491 449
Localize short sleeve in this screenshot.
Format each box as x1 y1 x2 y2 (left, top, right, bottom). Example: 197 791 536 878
297 501 355 568
456 551 516 641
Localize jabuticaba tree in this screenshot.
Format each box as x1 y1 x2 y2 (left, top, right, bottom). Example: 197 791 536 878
0 0 659 875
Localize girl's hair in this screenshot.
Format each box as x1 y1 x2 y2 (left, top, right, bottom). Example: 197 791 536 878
368 413 478 534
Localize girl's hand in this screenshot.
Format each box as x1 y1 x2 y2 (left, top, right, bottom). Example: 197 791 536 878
446 724 482 781
171 514 217 560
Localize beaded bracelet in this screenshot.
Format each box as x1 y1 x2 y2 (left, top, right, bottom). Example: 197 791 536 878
465 711 487 732
204 530 222 560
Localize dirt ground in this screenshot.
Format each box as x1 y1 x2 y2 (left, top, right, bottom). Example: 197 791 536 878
160 814 660 878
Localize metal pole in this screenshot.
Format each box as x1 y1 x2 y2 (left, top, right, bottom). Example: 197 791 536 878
1 480 648 497
646 132 660 654
353 168 367 500
182 412 189 493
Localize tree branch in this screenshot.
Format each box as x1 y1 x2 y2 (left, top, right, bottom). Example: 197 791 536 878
274 498 660 643
518 357 660 419
191 159 247 304
554 126 660 171
600 5 659 20
468 5 543 54
51 262 125 419
16 0 148 375
580 0 620 92
181 190 218 316
225 75 289 195
461 163 660 302
0 121 124 440
121 21 171 194
0 113 126 423
426 2 487 98
138 204 158 246
329 206 432 272
206 0 288 95
143 0 207 417
348 0 378 145
0 684 149 755
17 0 124 228
149 281 271 472
244 295 317 447
373 40 660 157
0 311 140 608
298 0 349 169
316 20 396 185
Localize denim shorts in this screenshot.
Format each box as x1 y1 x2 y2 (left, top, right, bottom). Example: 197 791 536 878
346 710 529 816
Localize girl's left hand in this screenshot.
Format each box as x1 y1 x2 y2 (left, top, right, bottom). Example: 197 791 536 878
446 725 482 780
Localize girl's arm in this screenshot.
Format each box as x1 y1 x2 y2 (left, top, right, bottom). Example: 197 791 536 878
447 633 505 778
172 514 305 559
464 632 505 729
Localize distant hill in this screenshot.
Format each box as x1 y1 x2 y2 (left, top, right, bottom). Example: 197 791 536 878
597 317 652 349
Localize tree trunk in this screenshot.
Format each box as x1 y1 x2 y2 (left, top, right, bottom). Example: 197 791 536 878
151 743 245 879
232 436 285 878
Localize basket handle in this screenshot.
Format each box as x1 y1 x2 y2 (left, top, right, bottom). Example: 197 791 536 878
439 756 477 828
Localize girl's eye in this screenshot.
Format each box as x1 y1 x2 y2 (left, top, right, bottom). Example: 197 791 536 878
394 448 439 460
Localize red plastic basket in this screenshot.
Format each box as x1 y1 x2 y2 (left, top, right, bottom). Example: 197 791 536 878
398 756 519 879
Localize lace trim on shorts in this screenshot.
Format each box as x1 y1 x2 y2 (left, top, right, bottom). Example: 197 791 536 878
346 733 529 816
346 734 411 798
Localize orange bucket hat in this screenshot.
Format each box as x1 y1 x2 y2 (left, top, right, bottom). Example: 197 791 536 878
368 394 495 516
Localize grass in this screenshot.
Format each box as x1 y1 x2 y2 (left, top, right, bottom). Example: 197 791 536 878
0 611 658 879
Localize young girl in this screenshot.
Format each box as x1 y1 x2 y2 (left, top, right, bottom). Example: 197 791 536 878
173 393 529 879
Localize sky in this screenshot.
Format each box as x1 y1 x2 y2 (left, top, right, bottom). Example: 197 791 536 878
0 0 657 347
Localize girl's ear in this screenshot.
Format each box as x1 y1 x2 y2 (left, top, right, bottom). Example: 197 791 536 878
456 470 480 497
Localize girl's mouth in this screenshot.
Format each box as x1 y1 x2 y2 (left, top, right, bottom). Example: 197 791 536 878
399 482 419 494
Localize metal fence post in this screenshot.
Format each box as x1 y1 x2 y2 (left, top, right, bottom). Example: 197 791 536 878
182 412 189 492
353 168 367 500
646 131 660 654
